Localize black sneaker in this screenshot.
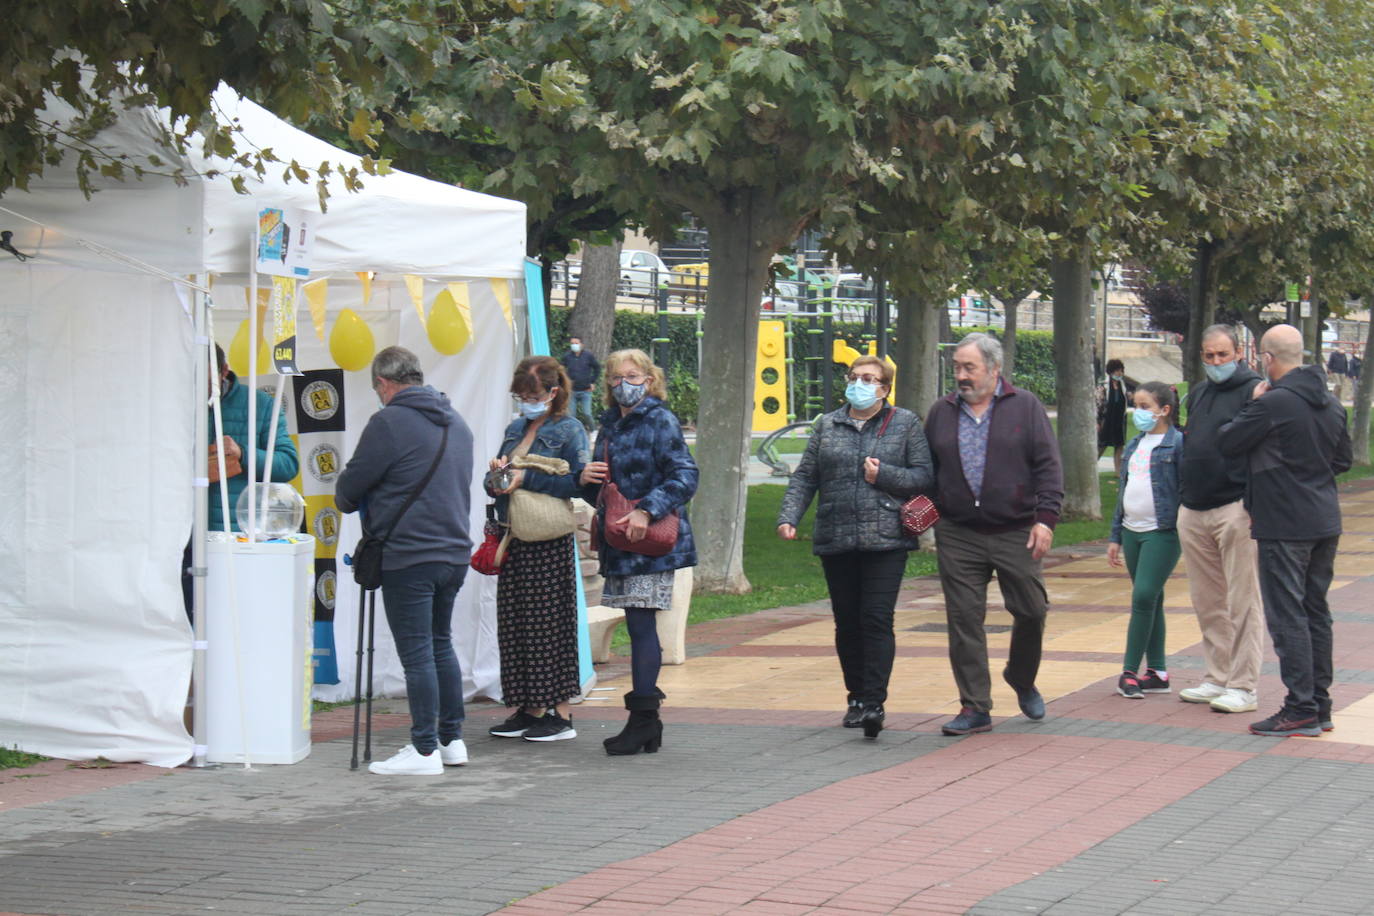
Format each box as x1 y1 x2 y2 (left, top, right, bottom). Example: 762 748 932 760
1138 669 1171 694
1249 708 1321 737
1117 672 1144 699
523 712 577 742
842 700 864 728
489 710 542 738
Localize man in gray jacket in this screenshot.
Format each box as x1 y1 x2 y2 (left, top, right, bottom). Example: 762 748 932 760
337 346 475 775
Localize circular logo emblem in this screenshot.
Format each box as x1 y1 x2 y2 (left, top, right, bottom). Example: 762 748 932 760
301 379 340 421
308 443 341 484
315 569 336 611
312 505 340 547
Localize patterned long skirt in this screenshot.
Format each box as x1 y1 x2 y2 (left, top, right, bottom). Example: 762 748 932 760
496 533 580 708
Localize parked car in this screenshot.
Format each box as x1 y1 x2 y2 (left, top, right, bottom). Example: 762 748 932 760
761 279 807 312
620 249 672 297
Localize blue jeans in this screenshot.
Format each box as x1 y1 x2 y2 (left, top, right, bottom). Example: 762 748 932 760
1257 538 1338 718
572 389 595 430
380 562 468 754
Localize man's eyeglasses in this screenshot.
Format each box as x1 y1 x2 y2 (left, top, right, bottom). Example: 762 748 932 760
846 373 884 385
610 374 647 384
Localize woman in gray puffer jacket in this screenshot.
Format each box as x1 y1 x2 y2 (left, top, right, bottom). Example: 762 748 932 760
777 355 934 738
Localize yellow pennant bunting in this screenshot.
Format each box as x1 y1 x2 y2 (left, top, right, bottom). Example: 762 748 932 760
303 278 329 343
490 277 513 328
356 271 374 306
404 275 427 330
447 282 474 343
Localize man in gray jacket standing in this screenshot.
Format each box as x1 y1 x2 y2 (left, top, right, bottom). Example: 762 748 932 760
337 346 475 775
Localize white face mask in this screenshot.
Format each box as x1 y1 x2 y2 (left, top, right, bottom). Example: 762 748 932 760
571 343 582 353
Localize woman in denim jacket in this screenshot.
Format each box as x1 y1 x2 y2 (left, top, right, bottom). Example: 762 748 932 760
1107 381 1185 700
580 349 698 756
485 356 589 743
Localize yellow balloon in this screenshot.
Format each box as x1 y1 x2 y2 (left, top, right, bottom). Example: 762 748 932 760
427 290 471 355
227 319 272 377
329 308 376 371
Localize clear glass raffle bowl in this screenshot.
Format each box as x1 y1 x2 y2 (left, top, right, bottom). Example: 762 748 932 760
235 483 305 537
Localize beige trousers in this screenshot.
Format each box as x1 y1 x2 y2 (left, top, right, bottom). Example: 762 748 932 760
1177 501 1264 692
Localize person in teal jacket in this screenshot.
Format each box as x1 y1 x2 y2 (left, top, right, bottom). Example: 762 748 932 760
207 345 299 531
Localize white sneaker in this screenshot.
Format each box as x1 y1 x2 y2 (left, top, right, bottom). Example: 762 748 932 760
1210 688 1258 713
1179 682 1227 704
438 738 468 766
368 744 443 776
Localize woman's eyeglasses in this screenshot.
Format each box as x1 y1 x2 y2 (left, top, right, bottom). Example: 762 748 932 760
846 373 884 385
610 374 647 384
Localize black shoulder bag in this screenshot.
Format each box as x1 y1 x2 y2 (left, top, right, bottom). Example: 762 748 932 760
351 426 449 590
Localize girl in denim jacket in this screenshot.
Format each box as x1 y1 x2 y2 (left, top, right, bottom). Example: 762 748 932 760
1108 381 1184 699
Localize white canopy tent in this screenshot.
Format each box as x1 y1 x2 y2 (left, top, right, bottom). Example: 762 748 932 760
0 88 527 766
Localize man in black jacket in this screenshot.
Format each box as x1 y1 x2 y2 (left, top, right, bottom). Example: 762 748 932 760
925 333 1064 736
1219 324 1352 737
1175 325 1264 714
561 336 601 431
1327 346 1350 402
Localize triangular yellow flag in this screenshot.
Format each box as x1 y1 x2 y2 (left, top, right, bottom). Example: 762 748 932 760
356 271 374 306
304 278 329 343
404 275 427 329
447 282 475 343
245 287 270 337
490 278 513 328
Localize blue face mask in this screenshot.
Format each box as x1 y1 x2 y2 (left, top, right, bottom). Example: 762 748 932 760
1132 407 1160 432
518 399 549 420
1203 360 1237 384
845 380 880 410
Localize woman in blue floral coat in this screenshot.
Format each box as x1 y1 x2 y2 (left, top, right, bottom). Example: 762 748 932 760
580 348 698 755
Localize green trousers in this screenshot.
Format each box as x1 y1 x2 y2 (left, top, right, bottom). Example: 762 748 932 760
1121 528 1181 673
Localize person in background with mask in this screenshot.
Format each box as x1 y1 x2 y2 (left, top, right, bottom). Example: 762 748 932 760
1107 382 1184 699
486 356 589 743
1175 325 1265 714
561 335 601 431
580 349 698 755
924 333 1063 736
1097 358 1135 475
777 355 933 739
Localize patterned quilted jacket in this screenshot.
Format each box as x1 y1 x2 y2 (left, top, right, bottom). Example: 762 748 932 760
777 405 934 556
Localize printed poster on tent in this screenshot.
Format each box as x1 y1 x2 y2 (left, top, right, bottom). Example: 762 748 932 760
256 206 313 279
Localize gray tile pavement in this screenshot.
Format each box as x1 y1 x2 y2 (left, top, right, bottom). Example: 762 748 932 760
0 722 942 915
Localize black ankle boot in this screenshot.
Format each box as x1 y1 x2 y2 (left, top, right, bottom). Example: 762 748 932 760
860 703 885 739
604 692 663 756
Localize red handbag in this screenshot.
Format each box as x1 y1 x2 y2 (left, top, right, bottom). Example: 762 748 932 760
872 408 940 537
597 441 679 557
470 506 511 576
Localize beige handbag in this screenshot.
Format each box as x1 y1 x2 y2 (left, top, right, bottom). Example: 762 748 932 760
507 454 578 542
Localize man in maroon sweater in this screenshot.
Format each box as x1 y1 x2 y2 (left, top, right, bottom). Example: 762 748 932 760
925 333 1064 735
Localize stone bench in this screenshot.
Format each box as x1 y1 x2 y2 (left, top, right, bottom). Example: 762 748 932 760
587 566 694 665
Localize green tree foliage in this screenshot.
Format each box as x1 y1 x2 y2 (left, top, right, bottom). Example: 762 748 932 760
3 1 445 200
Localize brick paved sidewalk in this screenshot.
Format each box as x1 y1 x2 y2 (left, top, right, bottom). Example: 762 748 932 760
3 480 1373 915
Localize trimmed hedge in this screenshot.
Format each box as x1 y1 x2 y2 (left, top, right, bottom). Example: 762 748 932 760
547 308 1059 425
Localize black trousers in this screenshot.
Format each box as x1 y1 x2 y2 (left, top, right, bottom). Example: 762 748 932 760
935 521 1048 713
1257 537 1338 718
820 549 908 706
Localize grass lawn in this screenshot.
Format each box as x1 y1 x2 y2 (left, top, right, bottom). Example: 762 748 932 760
0 747 49 770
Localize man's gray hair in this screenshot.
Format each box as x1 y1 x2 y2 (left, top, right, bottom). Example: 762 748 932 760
371 346 425 386
1201 323 1240 350
956 332 1003 371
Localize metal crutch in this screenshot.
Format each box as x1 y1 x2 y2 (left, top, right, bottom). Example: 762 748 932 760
364 589 377 762
349 585 369 770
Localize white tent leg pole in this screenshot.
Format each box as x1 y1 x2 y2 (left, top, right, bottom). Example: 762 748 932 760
190 283 211 768
258 374 287 529
247 231 259 543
